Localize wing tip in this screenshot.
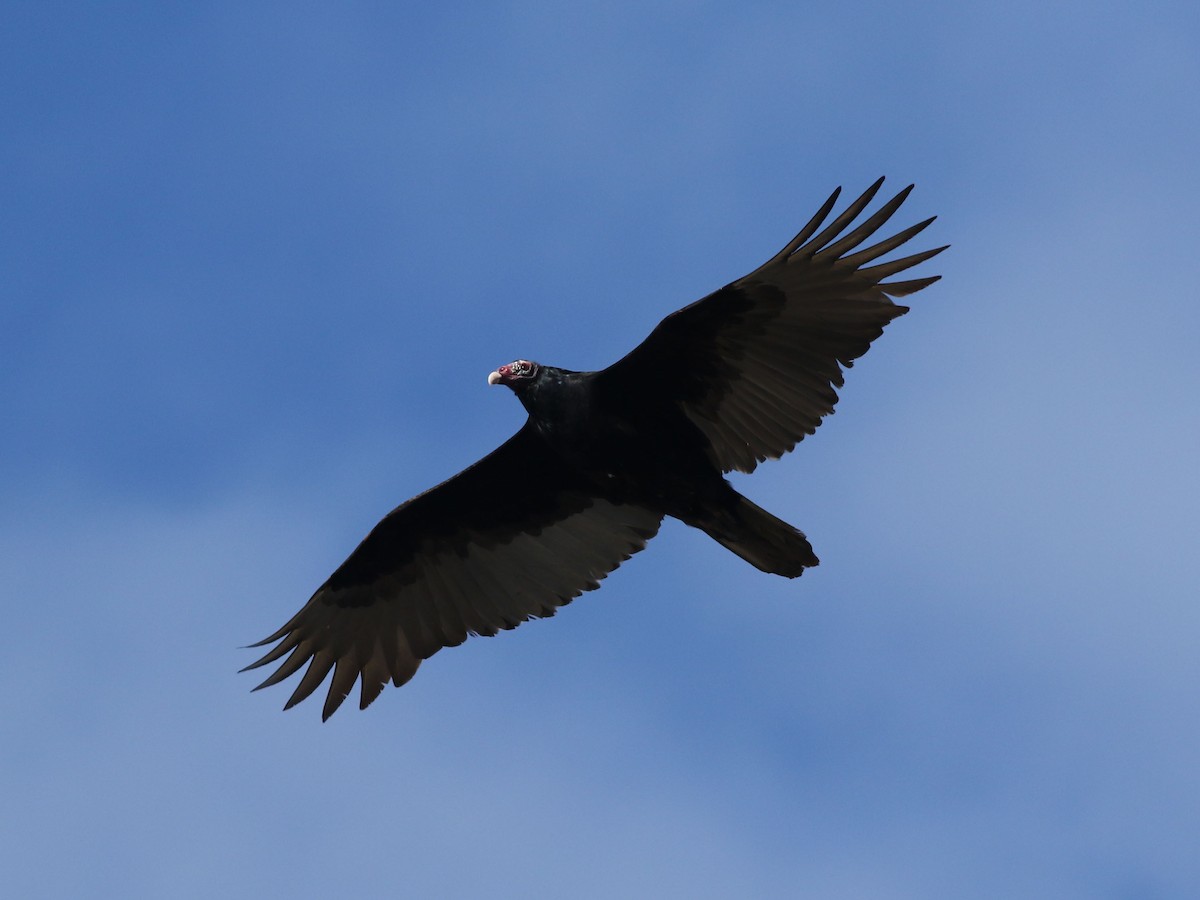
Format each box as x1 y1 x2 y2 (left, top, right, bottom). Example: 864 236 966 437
881 275 942 298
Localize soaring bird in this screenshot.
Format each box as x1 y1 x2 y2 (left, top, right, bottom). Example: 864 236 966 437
244 178 946 719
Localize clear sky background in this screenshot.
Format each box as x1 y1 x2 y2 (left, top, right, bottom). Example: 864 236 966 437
3 2 1198 897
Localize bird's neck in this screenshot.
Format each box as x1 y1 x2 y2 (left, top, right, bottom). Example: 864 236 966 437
518 369 596 448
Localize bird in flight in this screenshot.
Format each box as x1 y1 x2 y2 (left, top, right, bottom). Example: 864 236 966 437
244 178 946 719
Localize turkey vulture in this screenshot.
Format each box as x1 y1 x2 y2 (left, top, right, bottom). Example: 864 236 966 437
244 178 946 719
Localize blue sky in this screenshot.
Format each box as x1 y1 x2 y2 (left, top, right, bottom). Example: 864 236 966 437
3 2 1199 897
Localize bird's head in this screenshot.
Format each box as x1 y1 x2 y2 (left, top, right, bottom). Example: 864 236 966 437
488 359 540 390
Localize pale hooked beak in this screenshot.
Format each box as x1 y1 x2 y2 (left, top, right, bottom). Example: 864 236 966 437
487 370 502 385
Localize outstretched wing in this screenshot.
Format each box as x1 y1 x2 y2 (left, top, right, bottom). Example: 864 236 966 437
243 422 662 719
598 178 946 474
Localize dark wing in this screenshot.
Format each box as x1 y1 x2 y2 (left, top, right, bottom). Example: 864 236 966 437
598 178 946 474
243 421 662 719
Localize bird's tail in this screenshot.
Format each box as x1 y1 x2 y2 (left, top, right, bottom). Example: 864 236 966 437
692 491 819 578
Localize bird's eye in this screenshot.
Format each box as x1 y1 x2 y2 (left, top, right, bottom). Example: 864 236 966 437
513 361 530 375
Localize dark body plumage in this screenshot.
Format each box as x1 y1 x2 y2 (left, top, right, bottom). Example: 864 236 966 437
244 178 946 719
